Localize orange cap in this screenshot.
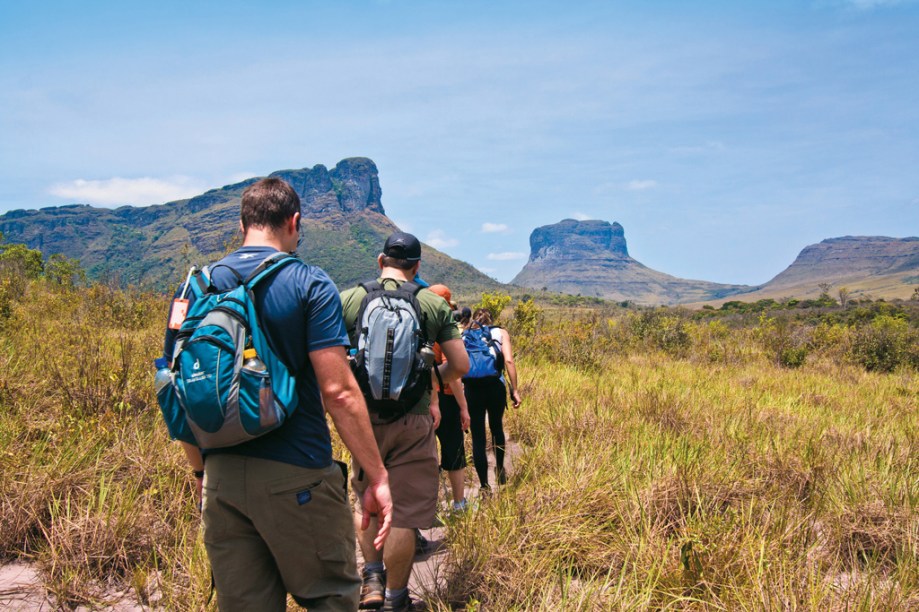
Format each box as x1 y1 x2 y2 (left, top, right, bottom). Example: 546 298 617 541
428 284 452 304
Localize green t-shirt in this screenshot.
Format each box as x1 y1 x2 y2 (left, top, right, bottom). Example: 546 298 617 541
341 277 461 415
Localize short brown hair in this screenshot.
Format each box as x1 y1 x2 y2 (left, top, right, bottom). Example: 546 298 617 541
380 255 417 271
240 178 301 232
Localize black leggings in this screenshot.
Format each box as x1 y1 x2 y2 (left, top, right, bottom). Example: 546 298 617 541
463 377 507 488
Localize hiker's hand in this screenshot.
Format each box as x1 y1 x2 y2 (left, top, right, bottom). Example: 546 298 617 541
511 389 522 408
194 474 203 511
361 480 393 550
460 407 470 431
430 402 441 429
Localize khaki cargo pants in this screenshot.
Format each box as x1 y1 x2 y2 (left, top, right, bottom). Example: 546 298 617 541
202 455 359 611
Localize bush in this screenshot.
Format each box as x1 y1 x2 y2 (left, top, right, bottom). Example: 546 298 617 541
473 291 512 321
753 314 810 369
850 315 915 372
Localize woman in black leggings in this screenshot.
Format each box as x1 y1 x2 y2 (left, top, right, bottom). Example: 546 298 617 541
462 308 522 491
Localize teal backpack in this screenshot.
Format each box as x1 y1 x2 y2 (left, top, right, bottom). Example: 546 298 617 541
156 253 300 449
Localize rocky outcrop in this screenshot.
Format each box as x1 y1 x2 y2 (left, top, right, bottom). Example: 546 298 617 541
764 236 919 287
269 157 385 216
512 219 753 305
528 219 629 262
699 235 919 304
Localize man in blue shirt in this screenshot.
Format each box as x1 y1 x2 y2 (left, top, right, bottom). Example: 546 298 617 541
163 177 392 611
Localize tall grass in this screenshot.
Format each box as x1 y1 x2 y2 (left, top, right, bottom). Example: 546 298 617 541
1 276 916 609
0 279 211 608
434 334 918 609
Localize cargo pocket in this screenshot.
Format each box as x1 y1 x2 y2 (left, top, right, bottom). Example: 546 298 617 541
268 476 325 532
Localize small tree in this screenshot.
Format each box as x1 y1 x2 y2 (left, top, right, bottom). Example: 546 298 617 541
838 286 851 309
45 253 86 287
0 243 44 279
473 291 512 321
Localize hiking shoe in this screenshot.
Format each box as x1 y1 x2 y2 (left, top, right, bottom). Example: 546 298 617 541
496 467 507 485
359 567 386 609
382 591 424 612
452 498 468 513
414 529 443 557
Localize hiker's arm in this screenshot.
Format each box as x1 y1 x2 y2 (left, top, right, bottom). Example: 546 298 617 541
179 441 205 504
310 345 393 549
450 378 470 430
428 389 441 429
437 338 470 385
500 329 522 408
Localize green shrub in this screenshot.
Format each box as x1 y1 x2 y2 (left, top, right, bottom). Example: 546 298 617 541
473 291 512 321
850 315 914 372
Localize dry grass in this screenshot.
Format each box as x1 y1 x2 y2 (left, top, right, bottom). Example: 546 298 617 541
432 345 918 610
1 278 916 609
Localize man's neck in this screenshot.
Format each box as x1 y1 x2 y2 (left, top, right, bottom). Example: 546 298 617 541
242 227 285 251
379 267 412 282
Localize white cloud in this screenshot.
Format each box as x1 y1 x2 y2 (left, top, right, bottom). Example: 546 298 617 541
572 212 591 221
845 0 909 9
487 252 526 261
625 179 658 191
425 229 459 250
48 176 208 207
481 222 509 233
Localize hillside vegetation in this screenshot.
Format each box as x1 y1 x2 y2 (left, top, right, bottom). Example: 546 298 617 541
0 246 916 609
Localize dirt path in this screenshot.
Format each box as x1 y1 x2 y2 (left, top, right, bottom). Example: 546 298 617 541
407 438 523 605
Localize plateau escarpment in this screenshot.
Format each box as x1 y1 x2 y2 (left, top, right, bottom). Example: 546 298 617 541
512 219 753 305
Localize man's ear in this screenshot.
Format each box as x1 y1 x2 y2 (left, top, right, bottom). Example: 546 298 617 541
377 253 385 270
239 220 245 234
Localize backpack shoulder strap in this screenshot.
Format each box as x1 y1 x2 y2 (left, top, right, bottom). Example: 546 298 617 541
400 280 422 296
358 279 383 294
245 253 300 288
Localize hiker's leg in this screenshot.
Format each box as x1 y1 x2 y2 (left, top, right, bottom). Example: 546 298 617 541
466 397 489 488
447 469 465 503
487 400 507 476
436 393 466 502
248 460 359 612
355 512 382 564
381 526 415 589
487 380 507 484
202 455 287 612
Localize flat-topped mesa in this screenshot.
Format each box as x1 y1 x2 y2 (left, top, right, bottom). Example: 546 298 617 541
529 219 629 262
269 157 385 216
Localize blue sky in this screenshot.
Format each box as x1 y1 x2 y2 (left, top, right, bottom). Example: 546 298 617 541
1 0 917 285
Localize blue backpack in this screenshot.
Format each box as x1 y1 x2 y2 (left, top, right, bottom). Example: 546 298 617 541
156 253 300 449
462 324 505 380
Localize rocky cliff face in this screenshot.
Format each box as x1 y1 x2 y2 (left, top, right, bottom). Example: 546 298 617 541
0 158 501 294
765 236 919 286
699 235 919 304
512 219 753 305
528 219 629 262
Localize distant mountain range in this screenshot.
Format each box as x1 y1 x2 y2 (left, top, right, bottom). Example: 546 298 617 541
512 219 919 304
1 158 916 304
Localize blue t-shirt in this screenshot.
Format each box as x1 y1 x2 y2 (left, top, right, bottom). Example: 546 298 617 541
163 246 349 469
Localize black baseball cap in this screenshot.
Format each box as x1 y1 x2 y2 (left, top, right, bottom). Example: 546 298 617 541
383 231 422 261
